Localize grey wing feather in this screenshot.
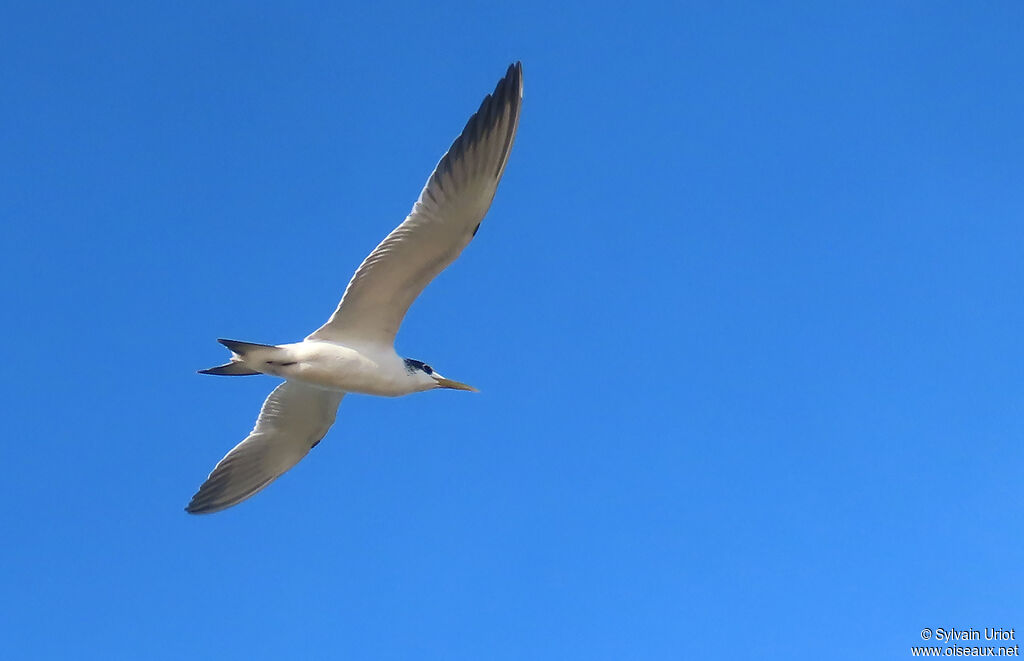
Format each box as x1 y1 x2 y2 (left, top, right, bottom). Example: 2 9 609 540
186 382 344 514
308 62 523 346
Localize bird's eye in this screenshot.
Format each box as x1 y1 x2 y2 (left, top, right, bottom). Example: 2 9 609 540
423 364 433 375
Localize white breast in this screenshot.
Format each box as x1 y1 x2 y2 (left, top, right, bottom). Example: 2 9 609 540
275 341 415 396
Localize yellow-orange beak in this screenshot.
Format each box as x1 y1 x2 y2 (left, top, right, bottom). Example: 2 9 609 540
435 376 478 392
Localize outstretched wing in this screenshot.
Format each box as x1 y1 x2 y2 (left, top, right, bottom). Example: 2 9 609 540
308 62 523 347
186 382 344 514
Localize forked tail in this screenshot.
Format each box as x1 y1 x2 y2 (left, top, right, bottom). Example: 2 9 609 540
198 339 280 376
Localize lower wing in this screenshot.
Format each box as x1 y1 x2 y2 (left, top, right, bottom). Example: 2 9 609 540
186 381 345 514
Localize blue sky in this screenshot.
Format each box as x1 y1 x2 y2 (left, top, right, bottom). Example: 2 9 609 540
2 2 1022 659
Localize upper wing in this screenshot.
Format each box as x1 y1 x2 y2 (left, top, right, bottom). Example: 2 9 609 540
308 62 523 347
186 382 344 514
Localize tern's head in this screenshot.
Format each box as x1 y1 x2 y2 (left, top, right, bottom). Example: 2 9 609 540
403 358 477 393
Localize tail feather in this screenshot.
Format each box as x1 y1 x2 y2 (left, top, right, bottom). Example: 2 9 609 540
199 338 281 376
217 339 278 355
199 362 260 376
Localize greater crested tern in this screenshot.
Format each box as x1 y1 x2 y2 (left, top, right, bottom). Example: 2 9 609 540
187 62 522 514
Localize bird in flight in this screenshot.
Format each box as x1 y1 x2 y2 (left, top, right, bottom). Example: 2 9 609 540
187 62 523 514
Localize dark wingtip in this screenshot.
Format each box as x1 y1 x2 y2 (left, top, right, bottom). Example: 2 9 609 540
457 61 524 180
507 61 522 89
185 496 218 515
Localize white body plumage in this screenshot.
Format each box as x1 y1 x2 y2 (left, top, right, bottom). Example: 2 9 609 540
235 341 437 397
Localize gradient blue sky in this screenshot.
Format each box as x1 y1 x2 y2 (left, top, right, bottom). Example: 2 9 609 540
3 3 1022 659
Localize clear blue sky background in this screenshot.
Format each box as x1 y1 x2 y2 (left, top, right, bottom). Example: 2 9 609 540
2 2 1022 659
